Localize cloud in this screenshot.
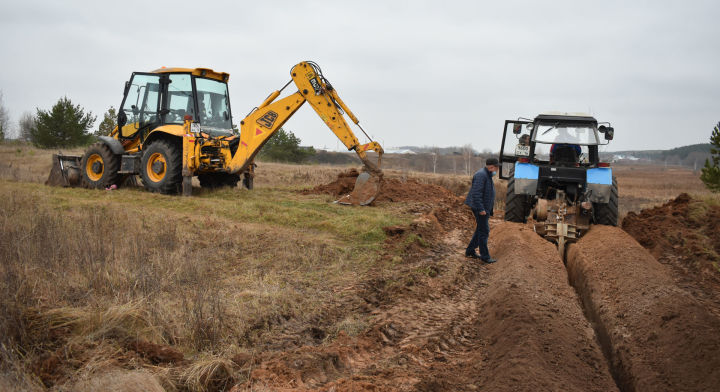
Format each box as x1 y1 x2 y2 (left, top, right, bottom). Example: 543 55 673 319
0 0 718 151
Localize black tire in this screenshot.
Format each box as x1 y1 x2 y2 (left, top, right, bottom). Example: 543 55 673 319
504 177 531 223
593 176 618 226
81 142 121 189
198 172 240 189
140 139 183 194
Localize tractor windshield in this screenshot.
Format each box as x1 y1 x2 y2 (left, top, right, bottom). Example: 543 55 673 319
533 123 599 145
195 78 232 130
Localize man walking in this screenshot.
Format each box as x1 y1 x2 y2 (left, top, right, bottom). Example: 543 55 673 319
464 158 499 263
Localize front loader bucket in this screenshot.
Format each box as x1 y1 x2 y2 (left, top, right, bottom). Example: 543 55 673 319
336 172 381 206
46 154 82 187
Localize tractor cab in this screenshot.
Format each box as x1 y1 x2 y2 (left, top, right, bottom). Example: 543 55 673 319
117 68 234 141
499 113 614 176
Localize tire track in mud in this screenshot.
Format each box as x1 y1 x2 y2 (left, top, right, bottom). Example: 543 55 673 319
243 222 619 391
567 225 720 392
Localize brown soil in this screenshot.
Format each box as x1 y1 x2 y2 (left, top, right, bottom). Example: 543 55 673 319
568 225 720 392
304 168 459 204
125 340 184 364
238 222 617 391
621 193 720 316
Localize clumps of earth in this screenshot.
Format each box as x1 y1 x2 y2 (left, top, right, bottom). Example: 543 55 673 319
304 168 459 204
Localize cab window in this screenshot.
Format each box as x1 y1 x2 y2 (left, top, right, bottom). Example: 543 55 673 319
195 77 231 129
120 74 161 137
166 74 194 124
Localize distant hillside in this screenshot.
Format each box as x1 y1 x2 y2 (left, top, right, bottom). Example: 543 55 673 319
604 143 712 167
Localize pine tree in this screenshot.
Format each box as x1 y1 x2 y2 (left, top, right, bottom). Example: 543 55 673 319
700 122 720 192
95 106 117 136
29 97 96 148
258 128 315 163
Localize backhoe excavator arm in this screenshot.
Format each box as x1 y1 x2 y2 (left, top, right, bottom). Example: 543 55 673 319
227 61 383 177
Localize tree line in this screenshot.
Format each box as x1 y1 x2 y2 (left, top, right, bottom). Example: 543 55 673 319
0 94 315 164
0 93 718 190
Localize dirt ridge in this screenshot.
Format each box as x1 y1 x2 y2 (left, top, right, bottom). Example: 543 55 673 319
567 225 720 392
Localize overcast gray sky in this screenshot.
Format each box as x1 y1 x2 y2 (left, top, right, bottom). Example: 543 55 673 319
0 0 718 152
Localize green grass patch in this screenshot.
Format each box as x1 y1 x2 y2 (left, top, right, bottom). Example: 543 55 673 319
1 181 409 249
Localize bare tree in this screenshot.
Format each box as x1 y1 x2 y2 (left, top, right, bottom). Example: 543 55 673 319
431 147 440 174
0 91 9 141
462 144 474 175
18 112 36 141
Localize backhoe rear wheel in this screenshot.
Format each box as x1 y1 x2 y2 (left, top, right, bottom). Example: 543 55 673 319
593 176 618 226
140 139 182 194
504 177 532 223
198 172 240 189
81 142 121 189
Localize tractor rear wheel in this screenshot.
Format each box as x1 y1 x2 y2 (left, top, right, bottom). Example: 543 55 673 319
504 177 531 223
140 139 183 194
593 176 618 226
505 177 532 223
81 142 121 189
198 172 240 189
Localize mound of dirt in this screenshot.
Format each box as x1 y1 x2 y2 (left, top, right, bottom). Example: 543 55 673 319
568 225 720 392
621 193 720 311
305 169 459 204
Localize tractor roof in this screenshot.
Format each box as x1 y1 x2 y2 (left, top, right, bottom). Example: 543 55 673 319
535 112 597 123
151 67 229 82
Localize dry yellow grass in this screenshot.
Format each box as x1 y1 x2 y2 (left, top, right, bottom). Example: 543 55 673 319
0 153 407 390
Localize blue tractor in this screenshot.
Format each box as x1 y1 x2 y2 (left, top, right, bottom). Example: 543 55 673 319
499 113 617 257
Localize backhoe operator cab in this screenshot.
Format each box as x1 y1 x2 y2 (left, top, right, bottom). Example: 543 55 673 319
499 112 618 256
118 68 234 140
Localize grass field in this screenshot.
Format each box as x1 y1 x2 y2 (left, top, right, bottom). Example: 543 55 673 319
0 142 717 390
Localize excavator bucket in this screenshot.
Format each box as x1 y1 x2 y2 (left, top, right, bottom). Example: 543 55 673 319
336 171 381 206
46 154 82 187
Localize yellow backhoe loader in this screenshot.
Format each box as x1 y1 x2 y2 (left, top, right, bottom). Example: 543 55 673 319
48 61 384 205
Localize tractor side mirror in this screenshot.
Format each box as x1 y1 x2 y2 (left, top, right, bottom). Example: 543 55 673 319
117 111 127 129
124 81 130 95
604 127 614 140
512 123 522 134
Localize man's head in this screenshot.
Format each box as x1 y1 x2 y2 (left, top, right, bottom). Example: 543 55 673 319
519 134 530 146
486 157 499 176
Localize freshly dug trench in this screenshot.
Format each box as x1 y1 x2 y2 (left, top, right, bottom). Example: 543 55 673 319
567 225 720 392
435 223 618 392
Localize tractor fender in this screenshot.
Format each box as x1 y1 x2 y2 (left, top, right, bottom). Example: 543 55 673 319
98 136 126 155
513 162 539 195
586 167 612 203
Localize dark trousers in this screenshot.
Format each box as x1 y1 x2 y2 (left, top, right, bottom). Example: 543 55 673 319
467 209 490 259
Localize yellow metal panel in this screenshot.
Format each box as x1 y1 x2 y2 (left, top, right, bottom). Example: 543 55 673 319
150 67 229 82
228 93 306 174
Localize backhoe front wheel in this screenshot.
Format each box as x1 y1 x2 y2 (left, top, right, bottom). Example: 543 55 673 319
81 142 121 189
140 139 182 194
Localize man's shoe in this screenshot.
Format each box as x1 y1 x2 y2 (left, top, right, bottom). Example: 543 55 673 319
481 257 497 264
465 251 481 259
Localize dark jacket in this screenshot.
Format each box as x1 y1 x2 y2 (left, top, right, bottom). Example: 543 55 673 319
464 167 496 215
